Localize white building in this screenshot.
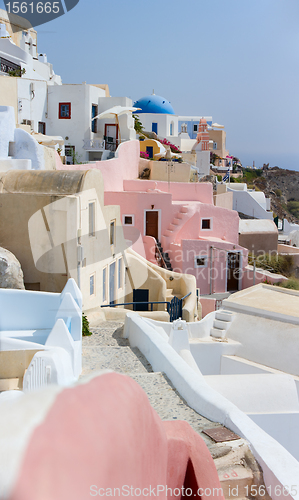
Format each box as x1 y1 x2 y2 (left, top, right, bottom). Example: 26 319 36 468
0 8 136 165
133 93 212 153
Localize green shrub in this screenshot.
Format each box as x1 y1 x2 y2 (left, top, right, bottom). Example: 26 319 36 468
217 175 222 182
287 200 299 219
248 252 293 277
82 313 92 336
275 189 282 197
277 278 299 290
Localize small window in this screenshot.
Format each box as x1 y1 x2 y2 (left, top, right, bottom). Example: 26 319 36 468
91 104 98 133
110 220 116 245
89 202 95 237
123 215 134 225
118 258 123 289
65 145 75 165
194 256 207 268
213 142 217 150
38 121 46 134
59 102 71 119
152 122 158 134
90 274 95 296
193 124 198 133
201 219 211 230
102 267 107 302
170 122 173 136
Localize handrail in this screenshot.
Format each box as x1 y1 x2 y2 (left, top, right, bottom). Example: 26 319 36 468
154 241 167 269
181 292 191 301
101 300 169 312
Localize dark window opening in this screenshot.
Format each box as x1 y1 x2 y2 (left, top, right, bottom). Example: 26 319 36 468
201 219 211 229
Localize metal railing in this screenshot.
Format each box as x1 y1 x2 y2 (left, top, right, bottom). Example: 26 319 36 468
101 292 192 321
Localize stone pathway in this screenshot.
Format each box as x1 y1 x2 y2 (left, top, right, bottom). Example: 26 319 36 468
81 321 270 497
81 321 222 452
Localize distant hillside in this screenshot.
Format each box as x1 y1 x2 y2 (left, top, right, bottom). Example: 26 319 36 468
229 167 299 222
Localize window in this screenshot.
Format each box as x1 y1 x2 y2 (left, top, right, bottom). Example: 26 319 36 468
59 102 71 119
102 267 107 302
91 104 98 133
65 145 75 165
194 256 208 268
170 122 173 136
89 202 95 237
90 274 95 296
38 121 46 134
201 219 211 230
213 142 218 150
118 258 123 289
193 124 198 133
123 215 134 225
152 123 158 134
110 220 116 246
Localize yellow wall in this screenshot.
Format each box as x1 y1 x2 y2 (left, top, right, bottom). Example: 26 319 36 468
0 76 18 121
139 139 161 158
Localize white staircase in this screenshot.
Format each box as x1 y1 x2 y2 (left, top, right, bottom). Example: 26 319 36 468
210 310 234 339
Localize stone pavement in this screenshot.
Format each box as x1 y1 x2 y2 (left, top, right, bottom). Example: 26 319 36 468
80 321 270 498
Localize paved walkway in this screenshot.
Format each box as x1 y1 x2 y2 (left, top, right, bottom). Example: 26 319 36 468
80 321 227 454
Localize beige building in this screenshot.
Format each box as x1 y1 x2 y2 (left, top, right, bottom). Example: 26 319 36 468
0 169 199 321
238 219 278 254
0 169 127 313
209 127 229 164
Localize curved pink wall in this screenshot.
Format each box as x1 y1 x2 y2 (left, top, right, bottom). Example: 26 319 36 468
57 140 140 191
11 373 224 500
123 179 214 204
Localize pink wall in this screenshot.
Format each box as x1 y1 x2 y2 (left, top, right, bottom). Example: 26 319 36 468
105 190 176 241
200 297 216 317
242 268 288 288
57 140 140 191
10 373 224 500
170 239 248 295
123 179 214 204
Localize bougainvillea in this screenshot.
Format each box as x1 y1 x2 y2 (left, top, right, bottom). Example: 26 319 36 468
140 151 149 159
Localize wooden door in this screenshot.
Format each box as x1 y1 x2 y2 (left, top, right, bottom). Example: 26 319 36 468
146 211 159 240
227 252 240 291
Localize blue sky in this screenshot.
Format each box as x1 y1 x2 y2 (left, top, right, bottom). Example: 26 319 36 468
1 0 298 170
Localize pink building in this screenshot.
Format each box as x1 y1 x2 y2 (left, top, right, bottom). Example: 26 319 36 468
59 141 248 295
105 179 248 295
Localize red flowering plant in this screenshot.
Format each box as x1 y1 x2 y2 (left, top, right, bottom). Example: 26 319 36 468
159 138 182 154
140 151 149 159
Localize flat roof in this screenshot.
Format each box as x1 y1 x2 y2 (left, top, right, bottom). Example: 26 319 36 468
225 284 299 319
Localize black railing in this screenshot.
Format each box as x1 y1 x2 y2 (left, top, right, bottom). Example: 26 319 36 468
101 292 191 322
155 242 167 269
0 57 21 76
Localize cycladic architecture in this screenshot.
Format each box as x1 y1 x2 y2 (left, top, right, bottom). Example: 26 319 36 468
0 9 136 165
133 93 212 153
193 118 211 177
0 278 82 393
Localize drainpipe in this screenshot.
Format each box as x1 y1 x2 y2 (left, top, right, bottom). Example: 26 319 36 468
253 260 256 286
209 246 213 295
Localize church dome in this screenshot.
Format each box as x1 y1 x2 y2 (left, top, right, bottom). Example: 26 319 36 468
133 94 175 115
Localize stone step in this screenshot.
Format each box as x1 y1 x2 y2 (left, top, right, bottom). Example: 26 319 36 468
215 310 234 322
180 206 189 213
164 229 173 237
218 465 253 500
172 218 180 225
214 319 231 331
210 327 226 339
169 223 177 231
